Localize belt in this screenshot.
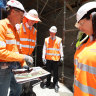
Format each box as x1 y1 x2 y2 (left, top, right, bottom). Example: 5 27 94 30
0 62 10 69
0 62 21 69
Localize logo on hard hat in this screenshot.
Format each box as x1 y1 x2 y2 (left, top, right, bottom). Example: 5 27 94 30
11 0 20 5
25 9 41 21
29 12 38 18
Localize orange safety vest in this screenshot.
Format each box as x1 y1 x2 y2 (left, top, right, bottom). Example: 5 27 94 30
0 18 24 66
19 23 37 55
74 38 96 96
45 36 61 61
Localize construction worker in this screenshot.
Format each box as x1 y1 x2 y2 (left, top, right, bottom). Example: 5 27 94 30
19 9 41 95
74 2 96 96
19 9 41 55
42 26 64 93
0 0 33 96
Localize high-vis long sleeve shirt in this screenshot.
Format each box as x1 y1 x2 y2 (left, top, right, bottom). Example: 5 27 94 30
42 36 64 61
0 18 24 65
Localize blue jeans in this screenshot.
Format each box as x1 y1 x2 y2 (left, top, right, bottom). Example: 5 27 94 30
9 62 22 96
9 72 22 96
0 68 11 96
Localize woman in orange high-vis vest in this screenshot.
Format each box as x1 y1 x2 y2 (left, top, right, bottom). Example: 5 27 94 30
19 9 41 55
74 2 96 96
42 26 64 93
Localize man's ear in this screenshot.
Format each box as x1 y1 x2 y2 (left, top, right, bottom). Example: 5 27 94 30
90 14 92 20
90 12 96 20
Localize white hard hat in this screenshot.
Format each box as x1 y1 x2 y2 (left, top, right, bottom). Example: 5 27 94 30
49 26 57 33
25 9 41 21
7 0 25 12
76 2 96 22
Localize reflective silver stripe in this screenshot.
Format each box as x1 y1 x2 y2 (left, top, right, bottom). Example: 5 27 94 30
20 38 36 42
6 40 16 44
7 30 13 34
0 41 6 46
33 27 35 34
22 24 26 33
46 53 60 56
74 79 96 95
74 59 78 65
74 59 96 75
46 37 49 44
16 41 20 45
46 48 59 51
90 48 96 52
21 45 34 48
57 39 61 44
15 52 19 54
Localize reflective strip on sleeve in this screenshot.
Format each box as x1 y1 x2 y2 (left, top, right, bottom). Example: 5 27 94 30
22 24 26 33
74 59 96 75
46 48 59 51
20 38 36 42
21 45 35 48
74 79 96 95
46 53 60 56
6 40 16 44
46 37 49 44
57 39 61 45
0 41 6 46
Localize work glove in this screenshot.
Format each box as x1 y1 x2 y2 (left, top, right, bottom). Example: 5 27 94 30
24 55 33 66
42 58 46 65
23 65 30 72
60 57 64 63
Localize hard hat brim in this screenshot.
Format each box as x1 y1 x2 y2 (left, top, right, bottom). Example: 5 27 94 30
75 22 79 28
49 31 57 33
49 30 57 33
25 13 41 22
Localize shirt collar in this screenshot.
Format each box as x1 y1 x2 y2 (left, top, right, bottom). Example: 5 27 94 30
5 18 11 25
5 18 16 31
50 36 56 40
25 22 32 30
89 35 93 42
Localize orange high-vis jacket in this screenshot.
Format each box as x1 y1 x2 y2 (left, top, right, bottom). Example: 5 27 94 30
19 23 37 55
45 36 62 61
74 38 96 96
0 18 25 66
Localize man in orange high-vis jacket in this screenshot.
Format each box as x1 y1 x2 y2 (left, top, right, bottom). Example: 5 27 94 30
19 9 41 95
42 26 64 93
74 2 96 96
19 9 41 55
0 0 33 96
